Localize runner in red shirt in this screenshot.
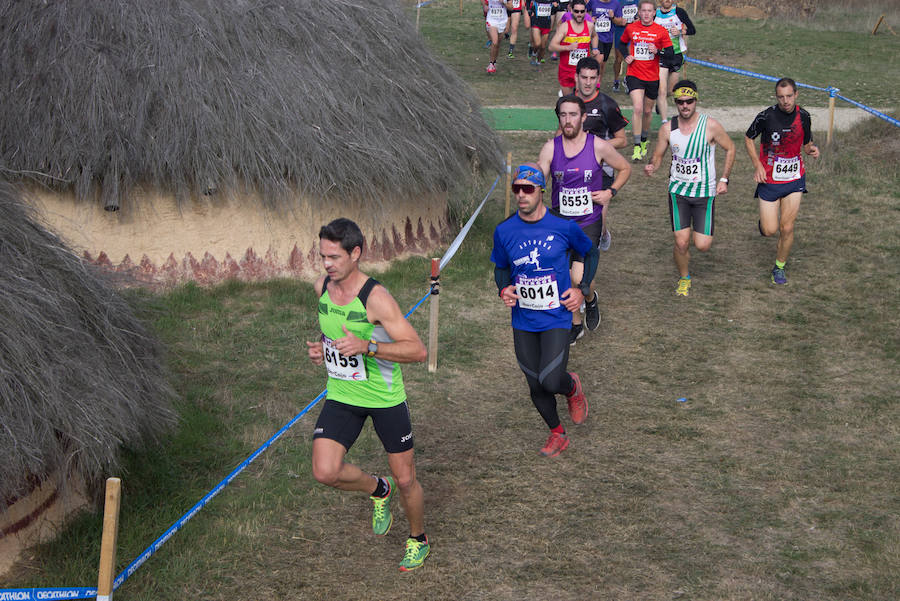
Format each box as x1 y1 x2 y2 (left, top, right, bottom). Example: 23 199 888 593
619 0 672 161
744 77 819 285
548 0 599 95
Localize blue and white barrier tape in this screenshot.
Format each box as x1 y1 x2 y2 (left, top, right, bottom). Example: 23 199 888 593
684 57 829 92
1 170 502 600
0 588 96 600
440 174 500 272
685 57 899 128
833 93 900 128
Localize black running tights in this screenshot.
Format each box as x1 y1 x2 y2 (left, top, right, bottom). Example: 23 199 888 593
512 328 574 429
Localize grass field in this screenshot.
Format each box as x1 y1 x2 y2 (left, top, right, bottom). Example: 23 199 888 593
2 3 898 600
421 0 900 109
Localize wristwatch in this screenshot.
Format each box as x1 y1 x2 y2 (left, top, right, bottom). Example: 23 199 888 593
367 340 378 357
609 187 618 197
719 177 729 183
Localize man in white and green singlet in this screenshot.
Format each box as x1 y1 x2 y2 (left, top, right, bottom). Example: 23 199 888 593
644 80 734 297
305 218 430 571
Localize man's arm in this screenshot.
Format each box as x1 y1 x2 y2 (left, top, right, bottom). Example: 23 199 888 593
604 100 630 148
708 118 735 195
334 286 426 364
306 275 328 365
537 138 555 184
644 122 671 176
548 22 573 53
595 137 631 190
676 7 696 35
608 126 627 149
589 138 630 208
743 135 767 183
804 140 820 159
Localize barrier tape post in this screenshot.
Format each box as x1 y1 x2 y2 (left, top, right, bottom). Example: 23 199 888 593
827 87 839 146
504 152 512 217
872 15 885 35
427 258 440 373
416 2 421 32
96 478 121 601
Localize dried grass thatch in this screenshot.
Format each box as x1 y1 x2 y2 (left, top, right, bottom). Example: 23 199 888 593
0 0 503 211
0 183 176 504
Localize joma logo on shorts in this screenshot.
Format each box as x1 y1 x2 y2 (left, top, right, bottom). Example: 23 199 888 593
400 432 412 443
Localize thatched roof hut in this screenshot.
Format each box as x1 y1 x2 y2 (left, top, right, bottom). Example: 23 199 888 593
0 184 175 573
0 0 503 284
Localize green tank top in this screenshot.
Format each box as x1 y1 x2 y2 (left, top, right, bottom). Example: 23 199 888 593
317 277 406 408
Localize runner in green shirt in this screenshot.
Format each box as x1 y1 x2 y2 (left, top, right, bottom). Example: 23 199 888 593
306 218 430 571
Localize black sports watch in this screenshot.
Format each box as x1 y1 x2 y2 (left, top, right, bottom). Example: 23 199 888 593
609 187 618 197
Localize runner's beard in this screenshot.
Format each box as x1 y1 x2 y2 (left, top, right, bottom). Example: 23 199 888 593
563 124 579 138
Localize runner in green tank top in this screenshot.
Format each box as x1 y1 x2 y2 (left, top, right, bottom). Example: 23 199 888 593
644 80 735 297
305 218 430 571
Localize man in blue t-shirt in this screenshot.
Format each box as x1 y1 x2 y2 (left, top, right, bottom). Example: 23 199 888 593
491 163 599 457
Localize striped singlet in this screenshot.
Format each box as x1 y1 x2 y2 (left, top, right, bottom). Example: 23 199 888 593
668 114 716 198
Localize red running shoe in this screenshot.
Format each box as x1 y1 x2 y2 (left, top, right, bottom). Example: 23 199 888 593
566 372 588 424
486 62 497 74
539 431 570 457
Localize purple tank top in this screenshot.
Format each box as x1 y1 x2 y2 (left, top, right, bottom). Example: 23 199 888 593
550 133 604 227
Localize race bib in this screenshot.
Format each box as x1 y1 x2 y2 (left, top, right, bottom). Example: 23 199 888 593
536 3 552 16
568 47 588 65
511 0 521 8
671 156 701 184
489 6 504 18
515 274 560 311
622 5 638 21
322 335 367 381
772 156 801 182
595 15 611 32
634 42 652 60
559 186 593 216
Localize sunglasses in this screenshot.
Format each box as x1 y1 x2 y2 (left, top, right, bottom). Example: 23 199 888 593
512 183 538 194
675 98 696 105
571 8 586 13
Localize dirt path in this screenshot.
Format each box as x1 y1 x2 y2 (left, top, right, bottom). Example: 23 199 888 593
485 105 885 132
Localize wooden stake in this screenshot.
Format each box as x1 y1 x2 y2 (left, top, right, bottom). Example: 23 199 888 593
96 478 122 601
505 152 512 217
826 96 836 146
427 258 440 373
459 0 463 17
693 0 697 15
872 15 885 35
416 3 421 32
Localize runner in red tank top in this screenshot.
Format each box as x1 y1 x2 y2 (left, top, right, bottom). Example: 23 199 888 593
548 0 599 94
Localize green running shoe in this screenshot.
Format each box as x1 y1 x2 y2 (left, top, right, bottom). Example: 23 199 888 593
399 537 431 572
631 145 642 162
639 140 649 158
371 476 394 536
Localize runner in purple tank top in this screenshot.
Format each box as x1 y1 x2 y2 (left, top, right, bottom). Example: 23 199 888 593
538 94 631 344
